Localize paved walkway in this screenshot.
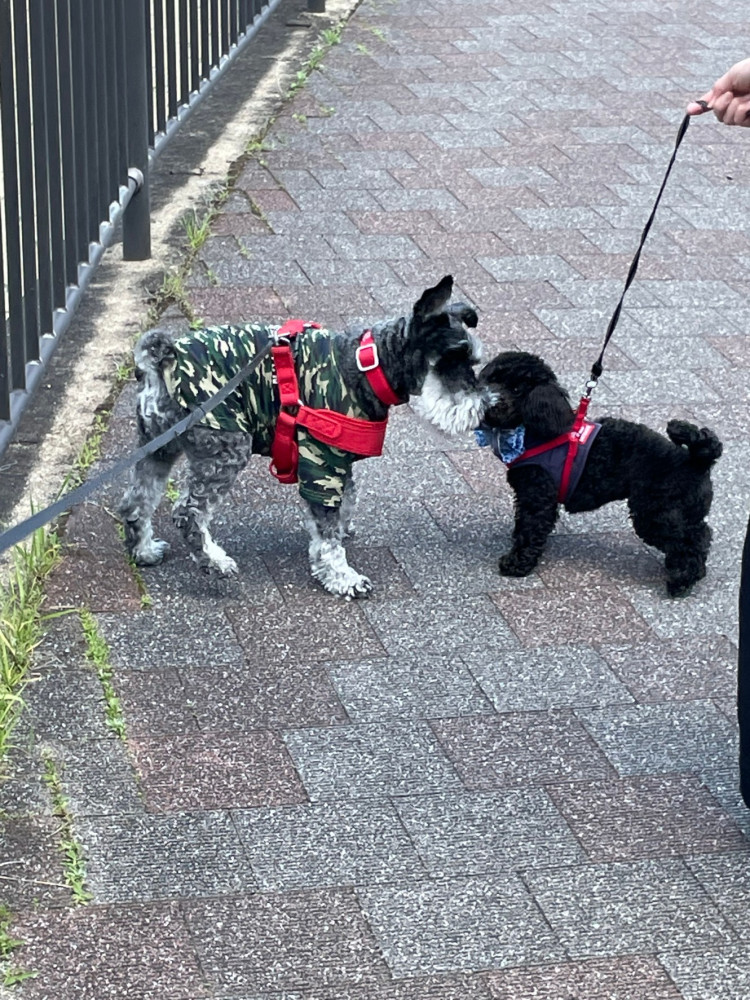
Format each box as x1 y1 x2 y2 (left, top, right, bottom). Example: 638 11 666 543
3 0 750 997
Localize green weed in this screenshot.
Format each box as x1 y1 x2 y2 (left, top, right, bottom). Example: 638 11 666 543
0 904 36 988
79 609 126 740
41 753 91 904
0 528 61 766
287 24 343 98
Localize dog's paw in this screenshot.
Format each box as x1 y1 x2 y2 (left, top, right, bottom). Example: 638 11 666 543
133 539 170 566
337 573 373 601
498 553 533 577
193 551 239 576
315 565 372 599
210 554 239 577
666 579 694 599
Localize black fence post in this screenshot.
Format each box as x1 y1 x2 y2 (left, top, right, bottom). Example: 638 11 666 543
122 0 151 260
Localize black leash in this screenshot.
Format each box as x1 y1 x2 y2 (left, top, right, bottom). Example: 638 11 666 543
583 103 708 400
0 341 273 557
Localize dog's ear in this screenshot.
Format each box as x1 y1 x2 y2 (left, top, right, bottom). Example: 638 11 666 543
447 302 478 328
413 275 453 320
521 384 573 437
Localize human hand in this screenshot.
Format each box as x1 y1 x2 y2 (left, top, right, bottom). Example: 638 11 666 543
686 57 750 125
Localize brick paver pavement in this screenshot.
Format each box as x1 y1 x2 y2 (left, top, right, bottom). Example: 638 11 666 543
3 0 750 997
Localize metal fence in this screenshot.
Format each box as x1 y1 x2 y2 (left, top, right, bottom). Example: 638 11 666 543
0 0 287 455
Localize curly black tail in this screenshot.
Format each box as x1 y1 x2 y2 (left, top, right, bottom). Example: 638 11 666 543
667 419 723 471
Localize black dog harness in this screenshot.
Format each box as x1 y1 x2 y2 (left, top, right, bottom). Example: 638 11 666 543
507 416 601 504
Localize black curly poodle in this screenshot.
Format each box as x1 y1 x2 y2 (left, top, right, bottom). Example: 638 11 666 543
478 351 723 597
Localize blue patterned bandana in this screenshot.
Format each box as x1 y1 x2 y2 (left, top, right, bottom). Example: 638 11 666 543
474 424 526 464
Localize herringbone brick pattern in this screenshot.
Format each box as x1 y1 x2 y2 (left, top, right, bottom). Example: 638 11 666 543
4 0 750 997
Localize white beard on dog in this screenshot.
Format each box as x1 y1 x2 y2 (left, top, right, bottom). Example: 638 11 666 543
412 368 489 436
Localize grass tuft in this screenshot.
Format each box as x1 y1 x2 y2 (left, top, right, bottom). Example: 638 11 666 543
0 528 61 767
79 609 126 739
287 24 343 97
41 753 92 905
0 904 37 988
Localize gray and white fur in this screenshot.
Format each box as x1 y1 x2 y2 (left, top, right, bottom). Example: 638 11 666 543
118 275 492 598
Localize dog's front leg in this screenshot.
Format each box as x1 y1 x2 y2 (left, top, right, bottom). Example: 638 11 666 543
499 468 559 577
303 499 372 599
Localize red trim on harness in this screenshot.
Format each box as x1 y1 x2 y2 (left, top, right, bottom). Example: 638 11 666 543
356 330 403 407
269 322 394 484
508 396 594 504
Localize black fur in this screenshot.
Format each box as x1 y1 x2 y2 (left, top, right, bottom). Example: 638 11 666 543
479 350 723 597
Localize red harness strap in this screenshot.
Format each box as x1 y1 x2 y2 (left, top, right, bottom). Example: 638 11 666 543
356 331 403 406
269 321 401 484
508 396 594 503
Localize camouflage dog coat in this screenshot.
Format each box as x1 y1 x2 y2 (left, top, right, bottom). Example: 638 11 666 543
164 323 373 507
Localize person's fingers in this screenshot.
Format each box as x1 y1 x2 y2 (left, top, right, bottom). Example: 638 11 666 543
686 88 717 114
711 90 735 123
725 96 750 126
725 58 750 96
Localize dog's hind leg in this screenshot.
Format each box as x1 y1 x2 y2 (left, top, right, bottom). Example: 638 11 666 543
663 523 712 597
172 426 252 575
630 505 711 597
302 499 372 599
119 443 181 566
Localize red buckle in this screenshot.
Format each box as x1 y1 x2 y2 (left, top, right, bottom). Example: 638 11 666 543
357 330 402 407
356 339 380 372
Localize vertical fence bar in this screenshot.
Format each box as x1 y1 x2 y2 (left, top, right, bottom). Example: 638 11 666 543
82 0 101 245
202 0 211 79
0 0 26 391
153 0 167 137
228 0 236 48
0 3 10 418
122 0 151 260
104 0 121 199
210 0 219 67
29 0 53 338
57 0 80 288
165 0 178 120
179 0 189 106
114 0 130 170
13 0 40 364
189 0 200 94
71 0 92 253
42 0 66 311
94 0 112 227
0 194 8 420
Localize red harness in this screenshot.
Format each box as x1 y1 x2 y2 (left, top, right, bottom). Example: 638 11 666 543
269 320 402 484
508 396 596 503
